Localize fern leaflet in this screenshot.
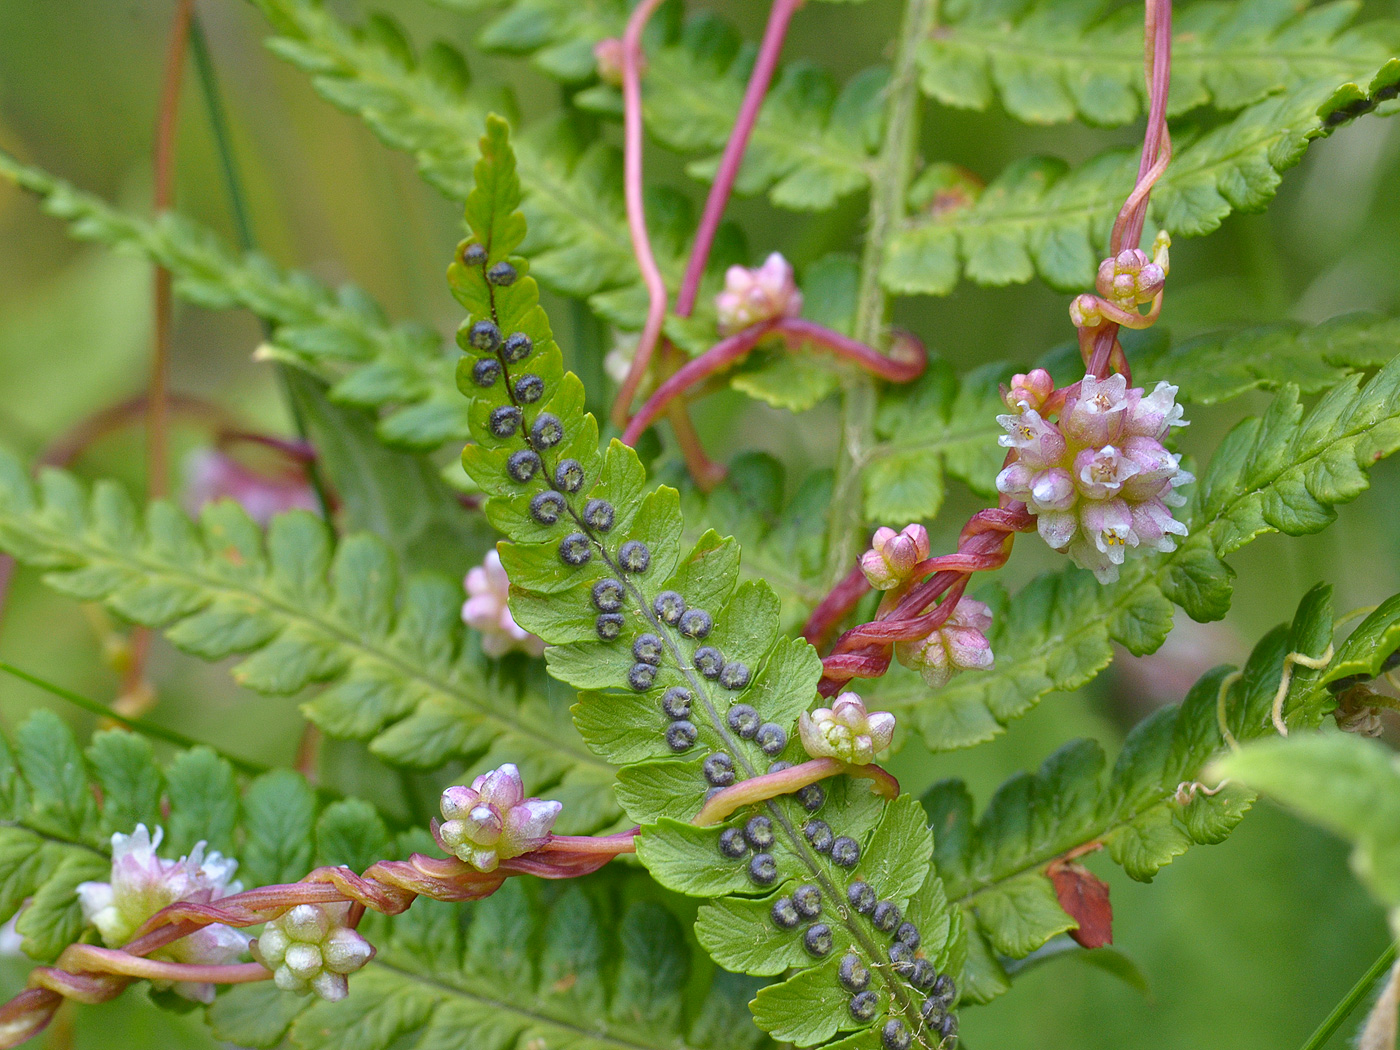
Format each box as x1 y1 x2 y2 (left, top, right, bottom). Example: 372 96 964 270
0 459 621 833
920 0 1398 125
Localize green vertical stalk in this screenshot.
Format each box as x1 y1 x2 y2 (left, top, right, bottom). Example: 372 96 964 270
188 14 334 521
824 0 937 583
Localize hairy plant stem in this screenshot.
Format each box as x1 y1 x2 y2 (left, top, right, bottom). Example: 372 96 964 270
825 0 937 585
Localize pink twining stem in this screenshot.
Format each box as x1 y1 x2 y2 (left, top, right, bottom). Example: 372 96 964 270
621 318 926 445
675 0 804 318
611 0 673 428
1091 0 1173 379
692 757 901 826
812 503 1034 693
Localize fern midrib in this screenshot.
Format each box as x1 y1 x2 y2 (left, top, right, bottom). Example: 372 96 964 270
10 518 606 771
947 780 1177 909
371 955 707 1050
898 82 1356 238
936 23 1382 84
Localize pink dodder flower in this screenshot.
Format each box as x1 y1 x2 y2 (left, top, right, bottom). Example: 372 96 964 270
860 524 930 590
463 551 546 658
996 369 1191 583
894 597 995 688
715 253 803 335
799 692 896 765
76 825 246 1003
182 448 318 527
251 902 374 1002
436 764 562 873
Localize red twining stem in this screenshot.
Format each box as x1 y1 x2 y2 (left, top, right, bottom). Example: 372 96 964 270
622 318 926 445
811 503 1034 695
0 832 638 1045
675 0 804 318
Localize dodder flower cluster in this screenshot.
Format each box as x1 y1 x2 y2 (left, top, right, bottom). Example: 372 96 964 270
76 826 246 1003
995 369 1191 583
436 763 562 873
251 903 373 1002
715 253 803 336
462 550 546 658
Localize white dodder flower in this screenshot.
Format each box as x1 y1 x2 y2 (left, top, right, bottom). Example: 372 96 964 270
893 597 995 689
76 825 247 1003
715 253 803 336
437 764 562 873
251 902 373 1002
462 551 546 658
799 693 896 766
995 371 1191 583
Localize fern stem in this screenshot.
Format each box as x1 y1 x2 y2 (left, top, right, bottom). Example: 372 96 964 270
674 0 802 318
187 13 335 521
1299 942 1398 1050
826 0 937 584
0 661 266 774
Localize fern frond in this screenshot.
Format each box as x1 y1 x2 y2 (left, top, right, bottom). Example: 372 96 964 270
453 115 963 1049
883 58 1400 294
920 0 1398 126
868 349 1400 752
247 0 684 319
0 152 468 452
0 456 621 833
925 583 1400 1001
212 874 772 1050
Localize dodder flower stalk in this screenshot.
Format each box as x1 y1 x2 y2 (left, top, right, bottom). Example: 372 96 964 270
804 0 1177 695
610 0 927 468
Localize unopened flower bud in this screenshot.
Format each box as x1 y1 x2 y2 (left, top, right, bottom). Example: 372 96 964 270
1069 293 1103 329
252 901 373 1002
435 763 562 872
894 598 995 689
1003 368 1054 412
859 524 930 590
715 253 803 336
799 692 896 765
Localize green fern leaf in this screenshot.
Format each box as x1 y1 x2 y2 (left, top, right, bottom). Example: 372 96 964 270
453 116 963 1047
0 456 621 833
868 349 1400 752
884 58 1400 294
924 582 1372 1001
920 0 1398 126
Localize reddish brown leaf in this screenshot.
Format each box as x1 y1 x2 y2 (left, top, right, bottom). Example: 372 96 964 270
1048 860 1113 948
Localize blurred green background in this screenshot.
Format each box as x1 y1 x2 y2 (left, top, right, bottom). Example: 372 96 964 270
1 0 1399 1046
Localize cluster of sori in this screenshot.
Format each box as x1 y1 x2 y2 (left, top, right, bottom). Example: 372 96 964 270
715 790 859 888
995 368 1191 583
250 903 374 1002
835 885 960 1048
